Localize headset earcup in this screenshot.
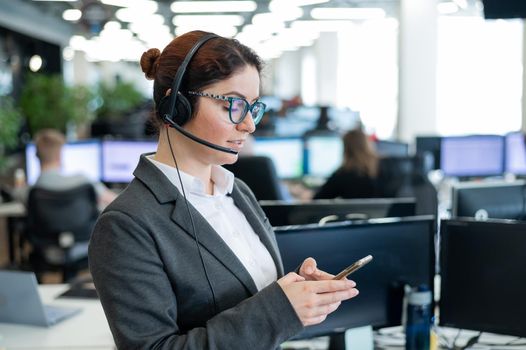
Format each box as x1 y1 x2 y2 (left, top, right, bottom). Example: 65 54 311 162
157 95 170 121
174 92 192 125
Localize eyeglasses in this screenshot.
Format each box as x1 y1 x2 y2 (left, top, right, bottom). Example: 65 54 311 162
187 91 266 125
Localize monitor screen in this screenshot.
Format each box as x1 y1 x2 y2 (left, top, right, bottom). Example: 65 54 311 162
275 217 435 339
375 140 409 157
451 180 526 220
505 132 526 175
253 137 303 179
440 135 504 177
274 106 319 137
305 135 343 178
101 140 157 183
260 198 417 227
26 141 101 186
440 219 526 337
328 107 360 132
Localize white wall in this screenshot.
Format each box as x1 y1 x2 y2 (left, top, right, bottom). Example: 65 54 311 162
397 0 438 142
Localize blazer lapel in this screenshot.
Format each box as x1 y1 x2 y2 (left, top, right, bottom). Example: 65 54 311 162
230 184 285 277
170 200 259 295
134 154 258 295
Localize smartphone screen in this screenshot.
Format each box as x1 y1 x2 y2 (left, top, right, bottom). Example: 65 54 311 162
333 255 373 280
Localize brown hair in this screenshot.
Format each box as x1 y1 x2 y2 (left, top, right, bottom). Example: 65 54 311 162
140 30 263 131
34 129 65 164
341 129 379 177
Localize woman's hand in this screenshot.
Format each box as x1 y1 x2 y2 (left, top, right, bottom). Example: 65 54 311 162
298 257 336 281
277 272 359 327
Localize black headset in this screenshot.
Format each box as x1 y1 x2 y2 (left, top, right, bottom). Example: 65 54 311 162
157 33 218 126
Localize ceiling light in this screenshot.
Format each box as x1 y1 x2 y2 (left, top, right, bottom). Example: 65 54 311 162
291 20 353 32
29 55 43 72
175 25 238 38
311 7 386 20
103 21 121 31
270 0 328 7
438 2 459 14
172 15 244 27
101 0 157 10
452 0 468 9
62 9 82 21
116 6 158 22
171 1 257 13
268 6 304 21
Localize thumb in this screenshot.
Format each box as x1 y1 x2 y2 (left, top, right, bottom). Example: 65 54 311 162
301 257 317 275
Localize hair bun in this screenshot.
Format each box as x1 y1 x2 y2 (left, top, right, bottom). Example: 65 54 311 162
140 48 161 80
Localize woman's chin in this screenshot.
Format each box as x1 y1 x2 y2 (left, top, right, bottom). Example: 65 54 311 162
219 153 239 165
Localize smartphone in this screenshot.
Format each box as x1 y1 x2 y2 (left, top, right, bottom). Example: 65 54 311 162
333 255 373 280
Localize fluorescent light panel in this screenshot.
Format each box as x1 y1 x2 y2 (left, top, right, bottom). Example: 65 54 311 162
437 2 459 14
173 15 244 26
175 26 238 37
270 0 328 7
63 9 81 21
171 1 257 13
311 7 386 20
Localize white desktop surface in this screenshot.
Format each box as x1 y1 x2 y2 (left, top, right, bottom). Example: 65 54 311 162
0 284 115 350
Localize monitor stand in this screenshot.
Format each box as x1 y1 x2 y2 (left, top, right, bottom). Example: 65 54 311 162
327 333 346 350
328 326 374 350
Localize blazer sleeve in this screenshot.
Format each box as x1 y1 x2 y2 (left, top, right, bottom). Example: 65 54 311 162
89 209 303 350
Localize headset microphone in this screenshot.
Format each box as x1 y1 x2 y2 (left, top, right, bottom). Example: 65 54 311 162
163 114 238 155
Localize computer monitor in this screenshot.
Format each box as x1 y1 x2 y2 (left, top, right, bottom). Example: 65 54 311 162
274 106 319 137
440 135 504 178
305 135 343 178
415 136 442 170
101 140 157 183
260 198 417 227
327 107 360 132
440 218 526 337
253 137 303 179
375 140 409 157
505 131 526 175
275 216 435 339
451 180 526 220
26 140 101 186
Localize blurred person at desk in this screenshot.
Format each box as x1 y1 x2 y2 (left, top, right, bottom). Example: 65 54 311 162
89 30 359 350
13 129 117 208
313 128 379 199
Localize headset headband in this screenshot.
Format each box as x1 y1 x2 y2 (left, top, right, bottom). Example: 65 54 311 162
167 33 219 119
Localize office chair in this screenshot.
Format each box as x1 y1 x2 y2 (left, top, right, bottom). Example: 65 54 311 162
224 155 285 201
25 184 99 282
377 154 438 216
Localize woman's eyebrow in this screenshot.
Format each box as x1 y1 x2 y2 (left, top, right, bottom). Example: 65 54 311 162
222 90 260 102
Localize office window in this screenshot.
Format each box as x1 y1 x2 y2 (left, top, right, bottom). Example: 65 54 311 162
437 17 523 135
337 19 399 139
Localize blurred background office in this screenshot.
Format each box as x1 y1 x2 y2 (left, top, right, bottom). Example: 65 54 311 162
0 0 525 279
2 2 526 349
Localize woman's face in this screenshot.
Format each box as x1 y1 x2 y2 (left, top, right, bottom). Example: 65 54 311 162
183 64 260 165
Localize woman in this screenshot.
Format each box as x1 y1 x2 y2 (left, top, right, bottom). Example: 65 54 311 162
314 128 379 199
89 31 359 349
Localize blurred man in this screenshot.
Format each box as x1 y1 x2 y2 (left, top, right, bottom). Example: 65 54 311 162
32 129 116 207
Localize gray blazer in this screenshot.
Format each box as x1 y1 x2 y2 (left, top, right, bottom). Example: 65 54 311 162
89 154 303 350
